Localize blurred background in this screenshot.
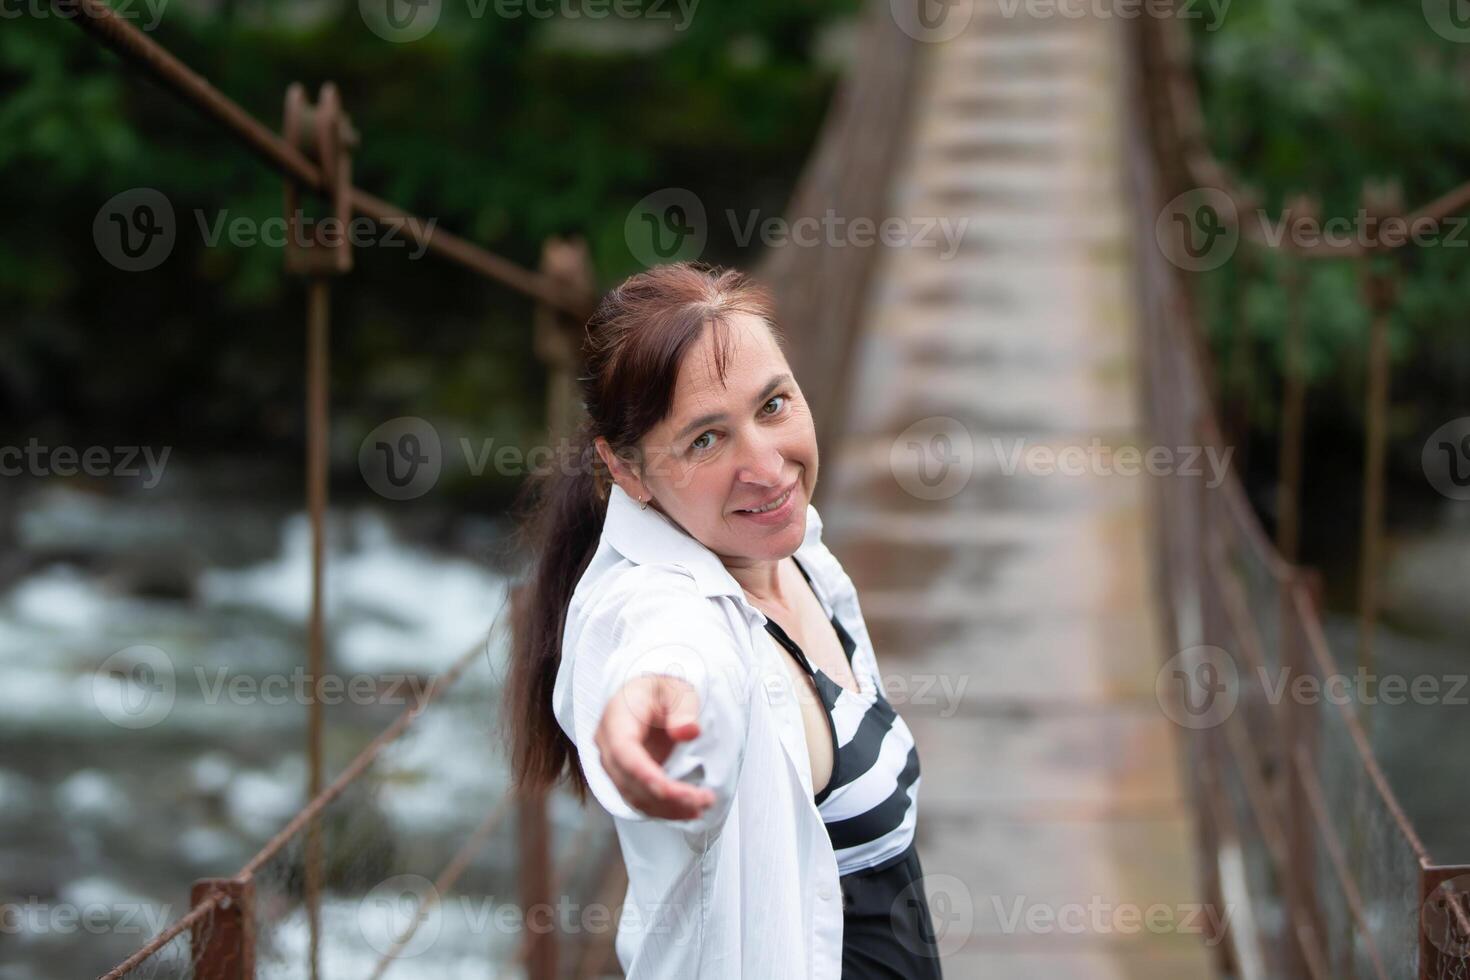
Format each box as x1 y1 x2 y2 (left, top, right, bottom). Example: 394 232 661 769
1 0 1468 977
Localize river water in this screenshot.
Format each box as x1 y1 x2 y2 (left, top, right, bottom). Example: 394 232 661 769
0 477 601 979
1 471 1462 977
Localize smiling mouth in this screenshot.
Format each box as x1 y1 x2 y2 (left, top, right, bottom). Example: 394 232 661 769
736 483 796 515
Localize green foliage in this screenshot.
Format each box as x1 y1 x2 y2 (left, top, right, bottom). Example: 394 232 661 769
1192 0 1470 467
0 0 858 488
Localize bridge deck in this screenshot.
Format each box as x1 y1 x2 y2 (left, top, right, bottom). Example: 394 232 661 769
821 5 1217 977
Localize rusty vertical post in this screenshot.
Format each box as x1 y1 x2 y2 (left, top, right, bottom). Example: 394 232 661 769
191 878 255 980
517 774 555 980
533 237 595 437
303 277 329 980
1227 188 1259 474
1355 181 1400 692
283 81 357 980
1275 196 1315 567
1192 413 1236 975
519 236 595 980
1280 577 1322 978
1274 195 1319 980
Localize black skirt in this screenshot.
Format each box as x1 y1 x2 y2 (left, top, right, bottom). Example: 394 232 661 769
838 842 945 978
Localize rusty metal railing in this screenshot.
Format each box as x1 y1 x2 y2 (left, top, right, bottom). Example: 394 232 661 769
54 1 607 977
64 0 920 973
1128 6 1470 978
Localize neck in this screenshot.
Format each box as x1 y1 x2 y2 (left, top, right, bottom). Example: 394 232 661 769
721 555 787 607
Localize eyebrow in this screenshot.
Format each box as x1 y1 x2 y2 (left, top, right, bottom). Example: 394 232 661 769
673 373 793 443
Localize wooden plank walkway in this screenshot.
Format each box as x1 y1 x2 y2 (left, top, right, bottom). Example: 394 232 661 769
820 4 1218 977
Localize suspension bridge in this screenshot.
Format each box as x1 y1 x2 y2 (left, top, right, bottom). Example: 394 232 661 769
37 0 1470 977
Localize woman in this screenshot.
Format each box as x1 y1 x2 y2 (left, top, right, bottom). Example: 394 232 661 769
507 262 941 978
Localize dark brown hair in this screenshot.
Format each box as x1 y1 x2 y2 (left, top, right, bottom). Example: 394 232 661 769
505 261 784 796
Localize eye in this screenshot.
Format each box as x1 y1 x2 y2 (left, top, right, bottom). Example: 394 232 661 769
761 394 788 416
691 431 717 453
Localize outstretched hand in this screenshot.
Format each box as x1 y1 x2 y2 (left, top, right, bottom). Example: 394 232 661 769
594 674 717 820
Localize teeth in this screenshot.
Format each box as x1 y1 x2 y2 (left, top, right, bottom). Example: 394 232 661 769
743 487 791 514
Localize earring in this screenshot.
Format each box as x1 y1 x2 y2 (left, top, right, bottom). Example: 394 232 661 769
640 495 651 510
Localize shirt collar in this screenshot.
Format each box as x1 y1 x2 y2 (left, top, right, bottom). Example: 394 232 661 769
601 482 825 601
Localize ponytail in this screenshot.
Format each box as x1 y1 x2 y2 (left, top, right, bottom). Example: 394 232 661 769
505 430 606 796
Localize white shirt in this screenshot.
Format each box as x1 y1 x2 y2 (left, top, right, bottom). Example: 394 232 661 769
552 483 887 979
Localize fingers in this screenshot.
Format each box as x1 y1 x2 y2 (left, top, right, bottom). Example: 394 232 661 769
596 675 716 820
657 677 701 739
606 740 714 819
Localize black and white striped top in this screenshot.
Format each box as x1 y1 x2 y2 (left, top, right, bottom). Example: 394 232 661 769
761 558 921 876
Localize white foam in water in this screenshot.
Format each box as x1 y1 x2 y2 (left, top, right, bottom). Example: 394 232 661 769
375 704 509 835
55 769 133 827
199 509 510 675
258 893 520 980
177 824 239 867
1 495 531 979
10 566 109 634
225 756 307 840
190 751 236 794
0 768 38 824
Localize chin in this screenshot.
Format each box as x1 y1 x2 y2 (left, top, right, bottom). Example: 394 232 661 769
768 513 809 555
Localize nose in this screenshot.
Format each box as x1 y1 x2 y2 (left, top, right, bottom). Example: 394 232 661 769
736 427 785 488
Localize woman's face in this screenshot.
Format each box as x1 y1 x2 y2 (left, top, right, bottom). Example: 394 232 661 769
612 312 819 566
